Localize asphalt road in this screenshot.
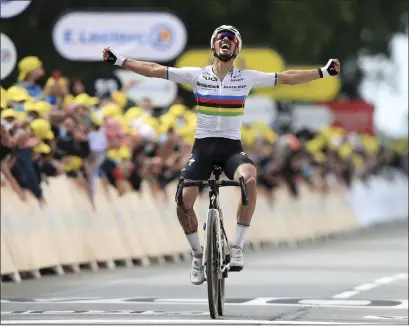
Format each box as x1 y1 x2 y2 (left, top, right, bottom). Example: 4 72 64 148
1 221 408 326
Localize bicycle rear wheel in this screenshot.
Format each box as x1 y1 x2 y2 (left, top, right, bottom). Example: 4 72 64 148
206 210 219 319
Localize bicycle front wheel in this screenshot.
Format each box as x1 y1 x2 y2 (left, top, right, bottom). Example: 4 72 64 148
217 266 225 316
206 210 219 319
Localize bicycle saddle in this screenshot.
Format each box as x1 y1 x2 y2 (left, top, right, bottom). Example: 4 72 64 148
212 164 223 178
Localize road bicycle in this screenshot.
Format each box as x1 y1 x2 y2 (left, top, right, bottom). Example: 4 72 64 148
176 164 248 319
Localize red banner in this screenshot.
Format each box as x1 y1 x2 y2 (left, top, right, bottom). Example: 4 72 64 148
323 101 374 135
291 101 374 135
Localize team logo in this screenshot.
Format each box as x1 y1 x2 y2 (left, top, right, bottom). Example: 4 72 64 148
196 82 219 89
149 24 174 51
0 33 17 79
203 75 217 81
1 0 31 19
1 48 11 63
224 85 246 89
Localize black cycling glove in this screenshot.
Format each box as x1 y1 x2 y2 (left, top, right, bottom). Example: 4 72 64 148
103 48 126 66
319 59 339 77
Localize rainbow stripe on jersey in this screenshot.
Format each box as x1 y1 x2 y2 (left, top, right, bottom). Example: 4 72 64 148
195 93 246 117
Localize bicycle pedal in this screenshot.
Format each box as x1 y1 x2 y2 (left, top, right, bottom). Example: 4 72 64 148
224 254 230 264
229 265 243 272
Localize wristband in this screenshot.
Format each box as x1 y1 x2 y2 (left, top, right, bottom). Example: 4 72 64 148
320 67 330 77
116 55 126 67
318 67 330 78
319 59 336 78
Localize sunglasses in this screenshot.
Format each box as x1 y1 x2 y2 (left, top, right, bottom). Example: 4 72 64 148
215 31 238 43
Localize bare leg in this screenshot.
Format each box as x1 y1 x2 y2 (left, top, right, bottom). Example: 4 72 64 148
176 187 202 257
233 163 257 249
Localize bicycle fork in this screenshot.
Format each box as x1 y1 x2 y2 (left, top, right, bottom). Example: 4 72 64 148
202 209 216 270
219 209 231 276
202 209 230 278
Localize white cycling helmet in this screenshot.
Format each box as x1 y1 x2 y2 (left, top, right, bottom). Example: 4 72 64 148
210 25 242 61
210 25 242 50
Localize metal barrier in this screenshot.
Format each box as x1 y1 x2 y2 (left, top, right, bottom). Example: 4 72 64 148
0 175 367 282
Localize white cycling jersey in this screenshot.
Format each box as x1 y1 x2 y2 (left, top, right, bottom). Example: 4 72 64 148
167 65 277 140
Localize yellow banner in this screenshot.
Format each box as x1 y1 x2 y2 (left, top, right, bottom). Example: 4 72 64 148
175 49 341 101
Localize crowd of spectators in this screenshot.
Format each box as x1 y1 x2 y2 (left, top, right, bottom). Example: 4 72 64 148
1 56 408 209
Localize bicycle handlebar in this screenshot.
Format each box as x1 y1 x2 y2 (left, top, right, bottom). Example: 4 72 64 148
176 177 248 207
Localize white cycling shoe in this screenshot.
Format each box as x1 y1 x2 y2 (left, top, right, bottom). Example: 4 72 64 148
229 246 244 272
190 256 205 285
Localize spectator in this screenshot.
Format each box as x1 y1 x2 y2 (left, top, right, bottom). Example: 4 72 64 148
1 123 27 201
25 101 52 122
139 97 154 117
1 54 407 215
43 76 69 106
70 78 86 96
6 86 31 112
16 56 45 100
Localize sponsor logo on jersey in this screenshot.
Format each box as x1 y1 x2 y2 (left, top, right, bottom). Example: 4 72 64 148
230 78 244 82
202 75 217 81
196 82 219 89
223 85 246 89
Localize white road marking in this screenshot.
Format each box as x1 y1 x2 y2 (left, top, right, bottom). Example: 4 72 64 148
332 273 408 299
1 297 408 309
155 298 208 303
354 283 376 291
242 297 276 306
0 319 373 325
330 291 359 299
363 315 408 320
0 310 210 316
299 299 371 306
393 300 409 309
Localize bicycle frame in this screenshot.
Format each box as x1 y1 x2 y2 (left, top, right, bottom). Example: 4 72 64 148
175 169 248 271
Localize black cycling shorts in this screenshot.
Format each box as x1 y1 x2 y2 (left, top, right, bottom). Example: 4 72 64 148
181 137 255 181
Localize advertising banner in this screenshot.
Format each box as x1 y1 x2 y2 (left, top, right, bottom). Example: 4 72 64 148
243 95 277 125
291 101 374 134
348 171 408 227
1 33 17 80
52 11 187 62
0 0 31 19
115 70 178 108
324 101 374 134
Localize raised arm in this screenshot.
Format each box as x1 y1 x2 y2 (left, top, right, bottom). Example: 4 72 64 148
102 48 167 78
278 59 340 85
246 59 341 88
102 47 201 84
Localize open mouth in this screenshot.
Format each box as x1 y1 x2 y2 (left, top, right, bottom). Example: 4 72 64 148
221 42 231 50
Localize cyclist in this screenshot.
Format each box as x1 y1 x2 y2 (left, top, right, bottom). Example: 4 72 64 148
102 25 340 285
